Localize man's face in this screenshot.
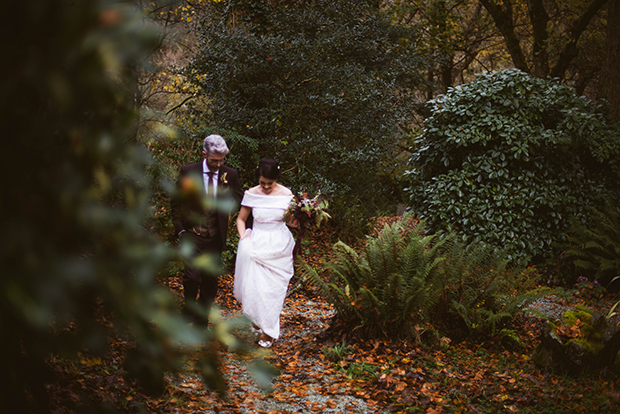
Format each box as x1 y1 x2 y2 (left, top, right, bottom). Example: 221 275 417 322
203 151 226 172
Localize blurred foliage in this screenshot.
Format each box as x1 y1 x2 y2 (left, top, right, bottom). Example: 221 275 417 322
404 69 620 269
302 217 546 342
0 1 258 412
180 0 425 235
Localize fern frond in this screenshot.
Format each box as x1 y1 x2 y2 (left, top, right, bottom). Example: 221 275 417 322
359 286 383 330
562 201 620 284
399 277 429 327
299 258 334 299
328 283 363 321
365 222 404 290
302 216 541 341
386 272 405 327
484 311 513 334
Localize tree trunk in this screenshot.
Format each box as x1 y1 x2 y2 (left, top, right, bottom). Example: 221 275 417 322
482 0 608 81
600 0 620 120
436 0 454 91
527 0 550 77
441 54 454 91
478 0 530 73
550 0 610 79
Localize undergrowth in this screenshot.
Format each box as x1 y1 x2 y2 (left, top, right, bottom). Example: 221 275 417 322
302 216 549 343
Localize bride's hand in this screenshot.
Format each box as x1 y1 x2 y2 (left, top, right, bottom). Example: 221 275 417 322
240 228 252 240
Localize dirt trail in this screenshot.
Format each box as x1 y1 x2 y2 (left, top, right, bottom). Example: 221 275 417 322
165 273 378 413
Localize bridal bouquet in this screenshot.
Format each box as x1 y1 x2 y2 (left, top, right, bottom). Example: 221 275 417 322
285 192 331 228
285 192 331 259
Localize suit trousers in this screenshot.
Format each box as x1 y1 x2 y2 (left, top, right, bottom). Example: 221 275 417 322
181 230 223 320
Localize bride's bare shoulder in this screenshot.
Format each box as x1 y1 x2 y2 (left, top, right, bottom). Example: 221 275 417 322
278 185 293 196
247 186 262 194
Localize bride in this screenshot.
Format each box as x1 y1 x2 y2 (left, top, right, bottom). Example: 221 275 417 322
234 158 296 348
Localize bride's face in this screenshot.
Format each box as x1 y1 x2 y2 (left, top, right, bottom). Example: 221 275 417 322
258 176 276 194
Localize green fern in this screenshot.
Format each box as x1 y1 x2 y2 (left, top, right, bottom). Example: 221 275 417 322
562 201 620 286
430 236 544 335
301 217 440 337
302 215 545 340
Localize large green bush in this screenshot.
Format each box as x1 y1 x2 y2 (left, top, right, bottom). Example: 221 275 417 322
404 69 620 265
183 0 424 214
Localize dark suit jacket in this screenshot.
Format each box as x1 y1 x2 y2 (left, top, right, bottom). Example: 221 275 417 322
171 162 243 247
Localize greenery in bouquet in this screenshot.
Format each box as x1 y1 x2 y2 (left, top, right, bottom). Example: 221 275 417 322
286 192 331 259
286 192 331 229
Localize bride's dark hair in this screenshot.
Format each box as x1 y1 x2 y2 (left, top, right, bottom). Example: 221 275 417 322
255 158 281 181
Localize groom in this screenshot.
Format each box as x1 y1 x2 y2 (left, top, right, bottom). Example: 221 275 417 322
171 134 244 325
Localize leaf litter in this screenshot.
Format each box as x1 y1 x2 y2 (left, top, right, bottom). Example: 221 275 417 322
47 219 620 413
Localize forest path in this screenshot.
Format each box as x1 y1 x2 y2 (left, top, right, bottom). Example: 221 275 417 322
164 271 378 414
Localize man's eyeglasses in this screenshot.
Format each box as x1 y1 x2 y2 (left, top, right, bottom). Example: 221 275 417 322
207 157 226 165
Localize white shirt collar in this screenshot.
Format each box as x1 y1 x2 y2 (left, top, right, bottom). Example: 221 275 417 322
203 159 219 177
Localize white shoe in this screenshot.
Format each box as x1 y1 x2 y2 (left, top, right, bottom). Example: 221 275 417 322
258 339 273 348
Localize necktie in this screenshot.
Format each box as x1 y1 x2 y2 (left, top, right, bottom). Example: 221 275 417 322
206 171 215 198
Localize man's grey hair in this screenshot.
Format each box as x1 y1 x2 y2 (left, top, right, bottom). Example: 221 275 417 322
203 134 230 156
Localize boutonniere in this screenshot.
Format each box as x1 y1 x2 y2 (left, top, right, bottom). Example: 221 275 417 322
220 172 228 185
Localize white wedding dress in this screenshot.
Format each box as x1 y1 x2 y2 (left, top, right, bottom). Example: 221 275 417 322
234 192 295 340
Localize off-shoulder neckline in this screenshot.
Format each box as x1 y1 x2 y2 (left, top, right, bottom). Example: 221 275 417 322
244 190 292 197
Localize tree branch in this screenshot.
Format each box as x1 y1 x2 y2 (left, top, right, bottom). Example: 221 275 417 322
550 0 610 79
165 95 194 114
478 0 530 73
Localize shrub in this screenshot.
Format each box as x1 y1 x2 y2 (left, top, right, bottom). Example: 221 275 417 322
429 234 543 337
558 201 620 288
302 217 544 341
404 69 620 265
327 195 374 244
183 0 423 212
